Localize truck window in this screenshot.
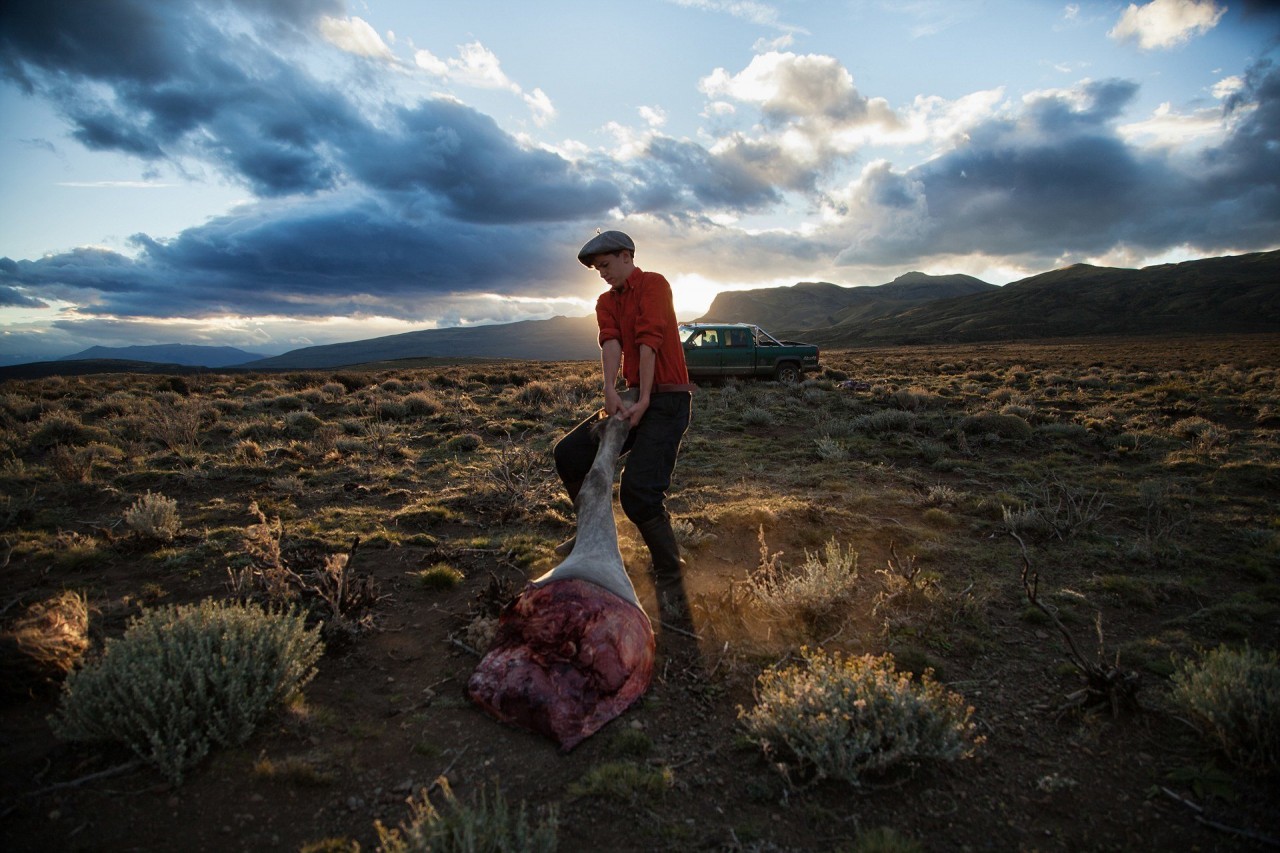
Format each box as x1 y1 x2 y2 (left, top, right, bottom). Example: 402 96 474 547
726 328 750 348
690 329 719 347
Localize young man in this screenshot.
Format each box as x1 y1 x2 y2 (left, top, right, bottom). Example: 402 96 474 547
553 230 696 641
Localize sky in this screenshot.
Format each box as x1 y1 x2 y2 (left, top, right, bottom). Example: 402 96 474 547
1 0 1278 364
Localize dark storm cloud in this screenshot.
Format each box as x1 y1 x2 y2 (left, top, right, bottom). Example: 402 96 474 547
625 137 784 213
0 195 583 320
0 0 625 207
838 66 1280 267
0 0 637 320
348 100 621 223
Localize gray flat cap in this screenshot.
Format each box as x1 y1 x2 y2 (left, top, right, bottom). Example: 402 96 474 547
577 230 635 266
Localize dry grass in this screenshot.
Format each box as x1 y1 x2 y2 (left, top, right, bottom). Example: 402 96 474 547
2 336 1278 849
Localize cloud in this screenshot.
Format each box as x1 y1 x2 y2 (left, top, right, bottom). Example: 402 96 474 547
319 15 394 61
665 0 807 34
413 40 556 123
1109 0 1225 51
1 193 594 323
828 65 1280 268
697 51 901 186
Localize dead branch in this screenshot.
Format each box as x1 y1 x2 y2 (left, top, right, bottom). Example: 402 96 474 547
1012 530 1141 716
0 760 144 820
1160 786 1280 848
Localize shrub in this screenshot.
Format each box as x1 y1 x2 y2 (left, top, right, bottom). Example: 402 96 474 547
740 648 980 786
567 760 673 804
515 381 556 409
849 410 916 434
853 827 924 853
813 435 848 462
233 439 266 463
1171 644 1280 773
124 491 181 541
444 433 482 453
403 391 442 417
376 777 558 853
751 537 859 628
413 563 464 591
51 599 323 784
30 413 110 449
1 590 90 693
285 410 324 438
958 413 1033 441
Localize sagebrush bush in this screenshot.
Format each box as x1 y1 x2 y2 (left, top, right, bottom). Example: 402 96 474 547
751 537 859 628
1171 644 1280 773
740 648 980 786
850 410 916 434
959 412 1033 441
124 491 181 541
51 599 323 784
376 777 558 853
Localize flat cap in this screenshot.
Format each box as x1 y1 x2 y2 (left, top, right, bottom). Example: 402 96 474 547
577 230 635 266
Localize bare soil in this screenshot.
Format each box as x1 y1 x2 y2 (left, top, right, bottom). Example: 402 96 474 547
2 336 1278 852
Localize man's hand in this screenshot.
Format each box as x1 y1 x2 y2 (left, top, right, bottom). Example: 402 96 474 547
618 394 650 427
603 386 626 418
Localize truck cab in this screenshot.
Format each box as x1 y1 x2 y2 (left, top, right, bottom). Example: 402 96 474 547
679 323 820 383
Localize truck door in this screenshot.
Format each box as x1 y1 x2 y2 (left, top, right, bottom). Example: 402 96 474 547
722 327 755 376
682 327 723 372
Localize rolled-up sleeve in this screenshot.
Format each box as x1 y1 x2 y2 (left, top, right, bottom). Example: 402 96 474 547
596 299 621 348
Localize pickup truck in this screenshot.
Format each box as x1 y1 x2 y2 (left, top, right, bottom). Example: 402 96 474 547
679 323 820 384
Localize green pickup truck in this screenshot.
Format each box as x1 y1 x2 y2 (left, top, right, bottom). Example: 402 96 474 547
679 323 820 384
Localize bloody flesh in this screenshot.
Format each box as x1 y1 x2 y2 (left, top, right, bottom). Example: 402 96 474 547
467 578 655 750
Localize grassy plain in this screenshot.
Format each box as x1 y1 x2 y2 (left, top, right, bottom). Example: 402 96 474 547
1 334 1278 851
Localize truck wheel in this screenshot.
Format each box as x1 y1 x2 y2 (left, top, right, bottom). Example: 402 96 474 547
774 363 800 384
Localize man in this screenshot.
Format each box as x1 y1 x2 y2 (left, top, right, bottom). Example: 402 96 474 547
553 230 696 643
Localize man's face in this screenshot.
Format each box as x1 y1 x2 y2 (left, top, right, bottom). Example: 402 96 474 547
591 251 635 288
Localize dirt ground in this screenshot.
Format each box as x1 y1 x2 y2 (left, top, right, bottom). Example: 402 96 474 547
2 338 1278 851
2 522 1276 853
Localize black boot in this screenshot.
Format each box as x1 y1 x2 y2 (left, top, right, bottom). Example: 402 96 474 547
636 514 697 645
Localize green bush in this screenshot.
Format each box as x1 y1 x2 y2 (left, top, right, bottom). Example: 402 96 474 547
123 491 181 541
850 410 916 434
51 599 323 784
1171 644 1280 773
740 648 980 786
376 778 558 853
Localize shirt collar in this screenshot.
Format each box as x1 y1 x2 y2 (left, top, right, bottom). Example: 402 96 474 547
611 267 643 293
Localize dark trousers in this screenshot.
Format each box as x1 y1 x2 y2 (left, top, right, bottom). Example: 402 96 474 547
553 391 691 526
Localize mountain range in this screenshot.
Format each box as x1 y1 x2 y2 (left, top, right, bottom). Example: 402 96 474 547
3 250 1276 379
60 344 265 367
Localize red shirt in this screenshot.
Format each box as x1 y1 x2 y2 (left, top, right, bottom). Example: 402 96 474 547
595 267 690 389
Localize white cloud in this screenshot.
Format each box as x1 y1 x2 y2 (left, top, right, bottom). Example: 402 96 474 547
413 48 449 76
524 88 556 126
639 106 668 128
450 41 519 92
1117 101 1226 149
1109 0 1225 51
319 16 394 61
665 0 807 34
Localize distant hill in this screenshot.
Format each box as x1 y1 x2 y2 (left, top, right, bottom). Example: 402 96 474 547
6 250 1277 379
800 249 1280 347
240 314 602 370
697 272 996 331
60 344 264 367
0 359 219 381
